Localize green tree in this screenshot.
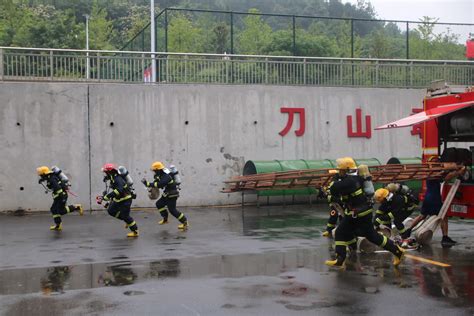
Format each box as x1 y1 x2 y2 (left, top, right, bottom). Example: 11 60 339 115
168 13 203 52
237 8 272 54
88 1 116 50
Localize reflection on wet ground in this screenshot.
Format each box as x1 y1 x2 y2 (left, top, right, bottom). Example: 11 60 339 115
1 206 474 315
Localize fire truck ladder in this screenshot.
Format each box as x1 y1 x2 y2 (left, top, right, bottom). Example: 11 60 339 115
222 163 461 193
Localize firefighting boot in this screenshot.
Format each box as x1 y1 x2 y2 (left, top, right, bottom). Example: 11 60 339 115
76 204 84 216
325 256 345 269
178 221 189 230
393 245 405 267
50 223 62 231
127 230 139 238
158 218 169 225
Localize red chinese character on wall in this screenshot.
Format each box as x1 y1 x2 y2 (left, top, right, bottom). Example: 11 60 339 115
347 108 371 138
411 108 423 139
279 107 305 137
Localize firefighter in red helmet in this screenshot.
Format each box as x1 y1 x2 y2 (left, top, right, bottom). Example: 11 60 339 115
97 163 139 237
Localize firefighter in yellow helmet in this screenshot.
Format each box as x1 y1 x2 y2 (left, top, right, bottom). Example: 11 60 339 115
141 161 189 230
324 157 405 268
322 169 344 238
373 186 414 240
37 166 83 231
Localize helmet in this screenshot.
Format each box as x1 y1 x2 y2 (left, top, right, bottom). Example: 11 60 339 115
427 156 440 162
374 188 389 203
102 163 117 172
386 183 400 193
37 166 52 176
151 161 165 171
336 157 357 170
358 164 371 177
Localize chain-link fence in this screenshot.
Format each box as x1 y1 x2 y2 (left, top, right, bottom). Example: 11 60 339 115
121 8 474 61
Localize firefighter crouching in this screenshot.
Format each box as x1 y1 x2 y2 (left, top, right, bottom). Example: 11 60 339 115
142 161 189 230
36 166 83 231
373 188 413 239
98 163 139 238
324 157 405 268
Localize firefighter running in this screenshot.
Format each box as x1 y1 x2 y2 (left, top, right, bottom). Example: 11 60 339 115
324 157 405 268
97 163 139 238
142 161 189 230
36 166 83 231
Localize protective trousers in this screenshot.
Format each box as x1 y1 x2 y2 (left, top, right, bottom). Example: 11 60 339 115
50 195 79 225
325 205 341 233
107 199 138 232
334 212 402 264
375 210 413 239
156 196 187 223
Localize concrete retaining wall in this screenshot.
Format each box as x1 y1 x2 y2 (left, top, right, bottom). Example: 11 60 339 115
0 82 425 211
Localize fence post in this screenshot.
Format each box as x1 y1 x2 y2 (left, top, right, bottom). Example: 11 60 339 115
141 53 145 82
340 59 343 86
303 58 306 85
166 54 169 82
443 62 447 82
265 57 268 84
292 16 296 56
97 53 101 81
49 50 54 80
0 48 3 81
410 61 414 86
230 12 234 54
406 22 409 59
184 54 188 83
351 19 354 58
165 9 168 52
375 60 379 86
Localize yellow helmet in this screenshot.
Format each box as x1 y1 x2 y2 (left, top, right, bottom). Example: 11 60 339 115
151 161 165 171
36 166 52 176
374 188 389 203
336 157 357 170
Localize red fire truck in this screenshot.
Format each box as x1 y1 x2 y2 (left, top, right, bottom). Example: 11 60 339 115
376 82 474 219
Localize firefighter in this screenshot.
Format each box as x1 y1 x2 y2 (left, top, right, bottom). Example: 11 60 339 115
98 163 139 237
37 166 83 231
324 157 405 268
142 161 188 230
322 170 343 237
373 188 412 239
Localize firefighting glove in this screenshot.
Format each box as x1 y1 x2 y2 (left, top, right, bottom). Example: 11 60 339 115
141 178 149 187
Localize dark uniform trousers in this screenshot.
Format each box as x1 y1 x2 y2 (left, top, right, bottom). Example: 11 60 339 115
335 211 401 262
107 199 138 231
156 195 187 223
50 194 79 225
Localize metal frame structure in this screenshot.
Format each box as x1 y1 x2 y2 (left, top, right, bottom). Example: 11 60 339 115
122 7 474 59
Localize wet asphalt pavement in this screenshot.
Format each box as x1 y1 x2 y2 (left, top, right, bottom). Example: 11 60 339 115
1 205 474 316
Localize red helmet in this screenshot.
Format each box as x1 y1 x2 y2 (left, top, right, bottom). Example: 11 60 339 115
102 163 117 172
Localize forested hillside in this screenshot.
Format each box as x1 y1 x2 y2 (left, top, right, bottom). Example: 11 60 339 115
0 0 467 60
